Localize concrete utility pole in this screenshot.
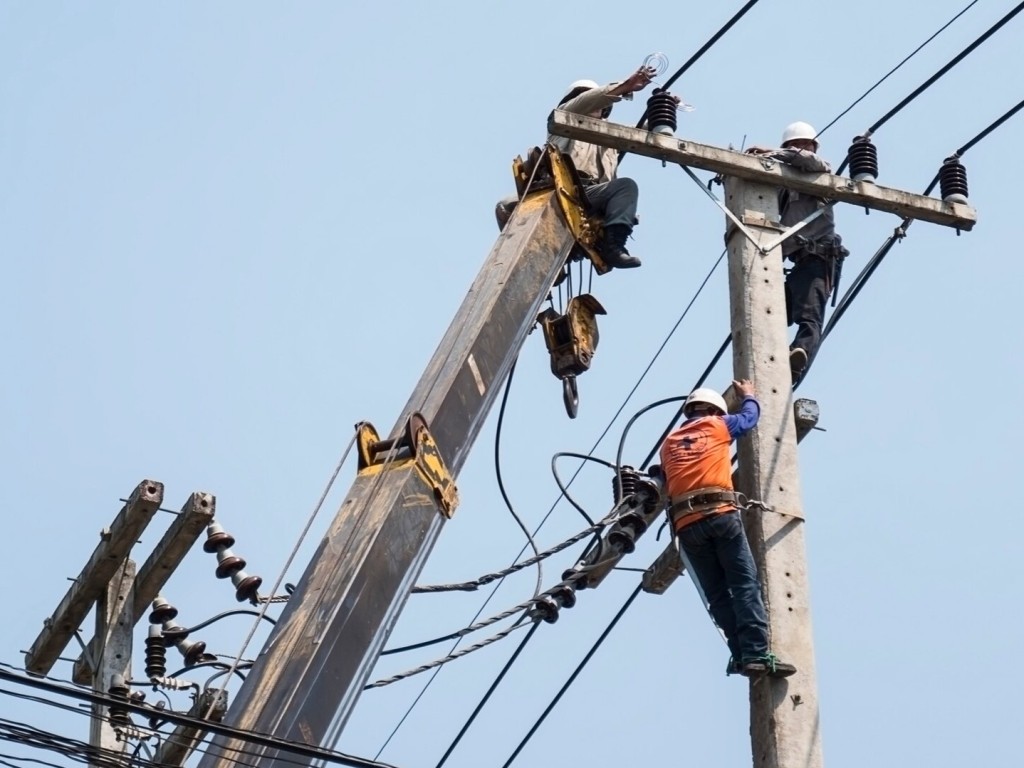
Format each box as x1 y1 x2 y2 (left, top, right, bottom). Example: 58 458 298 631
548 110 977 768
724 176 821 768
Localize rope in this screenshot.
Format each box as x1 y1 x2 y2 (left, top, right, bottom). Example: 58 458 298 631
202 427 359 720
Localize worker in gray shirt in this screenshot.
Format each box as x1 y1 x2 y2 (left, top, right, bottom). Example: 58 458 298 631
496 65 657 269
747 122 849 383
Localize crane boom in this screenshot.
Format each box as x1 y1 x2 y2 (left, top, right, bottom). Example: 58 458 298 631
198 181 582 768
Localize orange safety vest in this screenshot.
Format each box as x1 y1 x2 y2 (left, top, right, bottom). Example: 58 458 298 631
659 415 737 531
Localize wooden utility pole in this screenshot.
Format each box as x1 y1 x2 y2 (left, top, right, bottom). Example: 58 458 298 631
547 110 977 768
24 483 218 767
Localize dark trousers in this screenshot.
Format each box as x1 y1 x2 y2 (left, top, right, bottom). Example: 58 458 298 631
677 511 769 662
584 177 639 229
785 254 831 365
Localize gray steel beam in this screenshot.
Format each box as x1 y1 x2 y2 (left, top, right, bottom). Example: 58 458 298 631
198 189 579 768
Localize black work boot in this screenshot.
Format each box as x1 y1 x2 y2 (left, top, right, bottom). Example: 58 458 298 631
599 224 642 269
789 348 808 383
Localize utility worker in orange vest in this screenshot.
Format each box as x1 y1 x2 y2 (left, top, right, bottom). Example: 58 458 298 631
659 380 796 678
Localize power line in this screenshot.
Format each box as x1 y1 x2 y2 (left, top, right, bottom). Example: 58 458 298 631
821 96 1024 346
434 623 541 768
0 668 400 768
501 585 643 767
837 0 1024 173
816 0 980 140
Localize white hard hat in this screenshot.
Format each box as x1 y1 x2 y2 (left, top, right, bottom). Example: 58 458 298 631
560 79 600 105
683 387 727 416
781 121 819 147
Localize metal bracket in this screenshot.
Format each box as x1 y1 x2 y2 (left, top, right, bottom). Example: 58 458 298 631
680 164 834 256
356 414 460 518
71 629 97 675
546 145 611 275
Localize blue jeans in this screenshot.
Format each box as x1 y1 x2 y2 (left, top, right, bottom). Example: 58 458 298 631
677 511 769 662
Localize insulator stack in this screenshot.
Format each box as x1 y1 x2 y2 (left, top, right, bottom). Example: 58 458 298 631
144 625 166 679
939 156 969 204
848 135 878 183
107 674 132 729
612 465 641 503
204 522 263 603
531 583 578 624
646 89 678 136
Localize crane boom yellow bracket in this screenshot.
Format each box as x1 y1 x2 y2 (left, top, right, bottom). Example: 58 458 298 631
355 413 459 518
512 145 611 275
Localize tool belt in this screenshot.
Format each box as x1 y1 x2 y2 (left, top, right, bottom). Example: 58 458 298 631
669 488 740 526
789 234 849 262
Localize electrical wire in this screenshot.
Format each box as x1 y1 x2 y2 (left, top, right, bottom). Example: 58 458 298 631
837 0 1024 174
815 0 980 140
640 332 732 470
627 0 763 142
407 509 622 598
493 359 544 597
433 623 541 768
821 97 1024 347
0 676 360 768
549 453 597 524
373 243 727 756
501 585 643 767
365 620 537 690
203 427 360 722
161 609 276 636
0 668 401 768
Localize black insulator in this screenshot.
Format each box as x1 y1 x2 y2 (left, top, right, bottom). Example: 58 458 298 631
551 584 577 610
533 595 561 624
107 675 131 729
232 571 263 603
215 548 246 579
148 596 178 625
177 637 211 667
612 465 641 503
848 136 878 183
939 156 969 203
646 89 678 136
607 526 637 554
144 626 166 679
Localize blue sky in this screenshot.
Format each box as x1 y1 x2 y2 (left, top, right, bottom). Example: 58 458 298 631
1 2 1021 767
